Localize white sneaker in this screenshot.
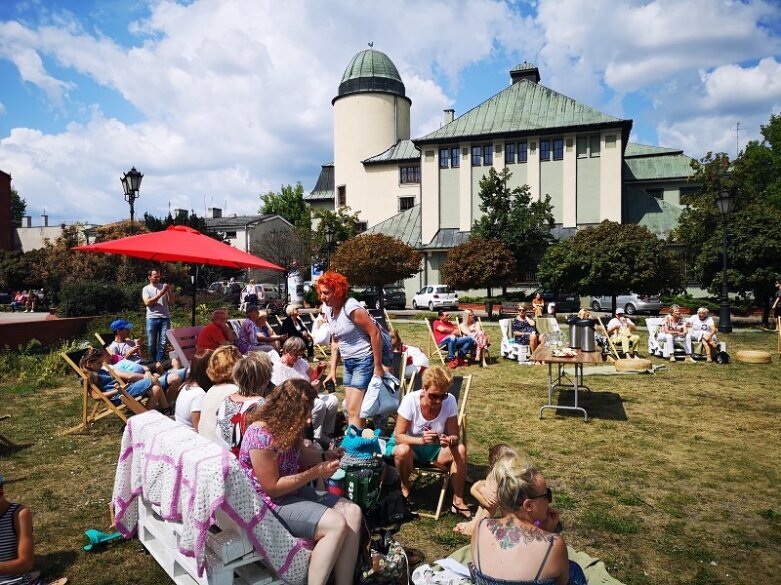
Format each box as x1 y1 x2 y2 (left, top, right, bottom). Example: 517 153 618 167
669 356 676 362
684 356 696 364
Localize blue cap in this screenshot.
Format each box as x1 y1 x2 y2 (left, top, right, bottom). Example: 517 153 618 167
110 319 134 331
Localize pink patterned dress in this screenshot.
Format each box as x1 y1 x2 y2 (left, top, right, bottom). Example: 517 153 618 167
238 424 300 510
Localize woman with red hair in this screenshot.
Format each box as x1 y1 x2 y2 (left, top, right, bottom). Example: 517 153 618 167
317 272 392 428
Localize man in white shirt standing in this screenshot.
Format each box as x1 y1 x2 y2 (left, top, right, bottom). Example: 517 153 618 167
142 269 174 366
606 308 640 358
688 307 718 363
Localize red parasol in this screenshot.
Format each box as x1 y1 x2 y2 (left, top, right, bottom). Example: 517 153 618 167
74 225 284 324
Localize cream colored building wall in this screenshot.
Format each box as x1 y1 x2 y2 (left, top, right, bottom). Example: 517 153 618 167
599 130 623 222
562 134 577 227
333 93 411 228
364 166 419 216
460 144 473 231
527 136 541 200
14 226 70 251
421 146 440 244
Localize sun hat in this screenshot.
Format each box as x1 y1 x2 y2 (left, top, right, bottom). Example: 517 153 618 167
615 308 625 315
110 319 133 331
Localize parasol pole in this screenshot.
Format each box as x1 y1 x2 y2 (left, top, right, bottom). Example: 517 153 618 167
190 264 197 326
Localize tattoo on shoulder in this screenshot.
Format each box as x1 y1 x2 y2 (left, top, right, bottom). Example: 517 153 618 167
486 517 549 549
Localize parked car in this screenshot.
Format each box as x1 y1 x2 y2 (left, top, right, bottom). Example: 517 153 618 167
590 293 662 315
412 285 459 311
530 289 581 313
242 283 285 313
353 286 407 310
206 280 245 306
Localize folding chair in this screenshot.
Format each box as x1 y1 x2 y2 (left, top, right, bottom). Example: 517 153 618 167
228 319 243 339
424 318 447 365
391 350 407 384
61 349 147 434
777 317 780 356
94 332 114 348
368 308 389 332
165 326 204 369
0 415 19 448
268 320 284 337
499 318 529 363
403 366 424 398
298 312 329 359
383 309 395 331
412 374 472 520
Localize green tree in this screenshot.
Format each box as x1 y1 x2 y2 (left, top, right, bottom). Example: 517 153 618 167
10 188 26 224
260 183 311 231
676 117 781 324
312 207 360 269
440 238 517 298
538 221 682 312
143 209 210 234
471 167 555 271
330 234 422 308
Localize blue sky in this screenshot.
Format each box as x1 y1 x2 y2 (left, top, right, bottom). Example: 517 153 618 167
1 0 780 225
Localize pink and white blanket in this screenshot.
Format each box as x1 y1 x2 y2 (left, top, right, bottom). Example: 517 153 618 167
112 410 311 584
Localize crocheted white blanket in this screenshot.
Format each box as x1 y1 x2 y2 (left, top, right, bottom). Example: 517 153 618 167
112 410 311 584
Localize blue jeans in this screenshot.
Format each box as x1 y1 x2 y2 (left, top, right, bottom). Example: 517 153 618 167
146 317 170 363
440 335 474 360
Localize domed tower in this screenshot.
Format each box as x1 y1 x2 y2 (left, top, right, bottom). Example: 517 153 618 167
332 48 412 226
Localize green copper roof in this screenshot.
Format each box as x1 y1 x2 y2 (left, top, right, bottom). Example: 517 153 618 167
305 164 334 201
416 79 630 143
364 204 421 247
335 49 406 101
423 228 471 250
625 143 683 157
623 152 694 182
623 185 682 238
363 140 420 164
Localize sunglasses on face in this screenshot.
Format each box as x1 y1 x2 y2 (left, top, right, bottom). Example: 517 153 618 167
427 392 447 402
527 487 553 503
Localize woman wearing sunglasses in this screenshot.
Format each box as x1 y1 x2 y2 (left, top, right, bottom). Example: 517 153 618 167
470 454 587 585
385 366 470 518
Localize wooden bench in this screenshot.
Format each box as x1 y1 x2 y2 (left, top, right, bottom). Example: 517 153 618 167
166 326 204 368
499 301 532 318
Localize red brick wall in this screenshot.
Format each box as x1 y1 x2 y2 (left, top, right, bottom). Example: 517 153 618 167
0 316 94 350
0 171 12 252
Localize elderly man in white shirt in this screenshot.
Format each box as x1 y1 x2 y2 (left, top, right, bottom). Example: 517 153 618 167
688 307 718 363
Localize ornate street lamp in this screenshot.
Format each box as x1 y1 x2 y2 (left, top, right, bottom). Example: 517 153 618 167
120 166 144 222
716 188 734 333
324 225 334 269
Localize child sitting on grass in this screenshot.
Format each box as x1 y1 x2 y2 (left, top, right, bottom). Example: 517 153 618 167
0 474 68 585
79 348 171 413
454 443 517 535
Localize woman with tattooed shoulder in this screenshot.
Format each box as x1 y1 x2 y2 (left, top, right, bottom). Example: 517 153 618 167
469 454 587 585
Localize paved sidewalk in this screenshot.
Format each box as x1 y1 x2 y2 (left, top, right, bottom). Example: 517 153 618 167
0 311 49 323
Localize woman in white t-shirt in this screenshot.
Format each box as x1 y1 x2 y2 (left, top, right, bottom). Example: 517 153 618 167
198 346 242 442
174 349 213 431
272 337 336 442
386 366 470 518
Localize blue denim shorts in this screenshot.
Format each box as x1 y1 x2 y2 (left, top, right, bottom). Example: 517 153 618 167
342 333 393 390
111 378 152 404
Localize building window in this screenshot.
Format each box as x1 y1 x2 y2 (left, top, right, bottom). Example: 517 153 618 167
680 185 699 205
518 142 528 163
471 146 482 166
399 196 415 211
589 135 601 157
540 140 551 161
506 142 516 164
337 185 346 207
576 136 588 158
224 230 237 239
451 148 460 168
356 221 367 233
483 145 494 166
553 138 564 160
646 188 664 199
439 148 449 169
400 165 420 184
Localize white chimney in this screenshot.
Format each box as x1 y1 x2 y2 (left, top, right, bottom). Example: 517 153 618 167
444 109 455 125
208 207 222 219
23 216 31 227
41 214 48 227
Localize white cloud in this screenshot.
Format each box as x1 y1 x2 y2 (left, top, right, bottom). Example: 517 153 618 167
0 0 779 224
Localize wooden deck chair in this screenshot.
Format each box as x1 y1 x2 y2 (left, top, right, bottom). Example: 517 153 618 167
403 366 424 398
777 317 780 356
0 415 19 448
61 349 147 434
391 350 407 385
300 312 330 359
228 319 243 339
383 309 395 331
413 374 472 520
94 332 114 348
268 319 284 337
425 318 447 365
165 326 203 369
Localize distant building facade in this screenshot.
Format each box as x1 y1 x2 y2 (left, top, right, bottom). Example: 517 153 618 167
306 49 695 295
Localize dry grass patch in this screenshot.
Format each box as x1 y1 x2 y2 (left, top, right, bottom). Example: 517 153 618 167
1 322 780 584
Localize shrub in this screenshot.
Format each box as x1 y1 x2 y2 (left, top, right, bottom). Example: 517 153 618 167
0 339 84 389
58 281 145 317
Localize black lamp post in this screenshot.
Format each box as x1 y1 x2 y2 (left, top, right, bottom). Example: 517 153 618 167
324 226 334 270
716 188 734 333
120 166 144 222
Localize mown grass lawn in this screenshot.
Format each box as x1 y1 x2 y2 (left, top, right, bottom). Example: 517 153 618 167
1 321 780 585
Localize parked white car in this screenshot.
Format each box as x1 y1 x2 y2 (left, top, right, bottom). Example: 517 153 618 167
412 285 459 311
590 293 662 315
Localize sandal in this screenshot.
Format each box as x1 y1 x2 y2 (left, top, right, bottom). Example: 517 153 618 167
450 504 472 519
